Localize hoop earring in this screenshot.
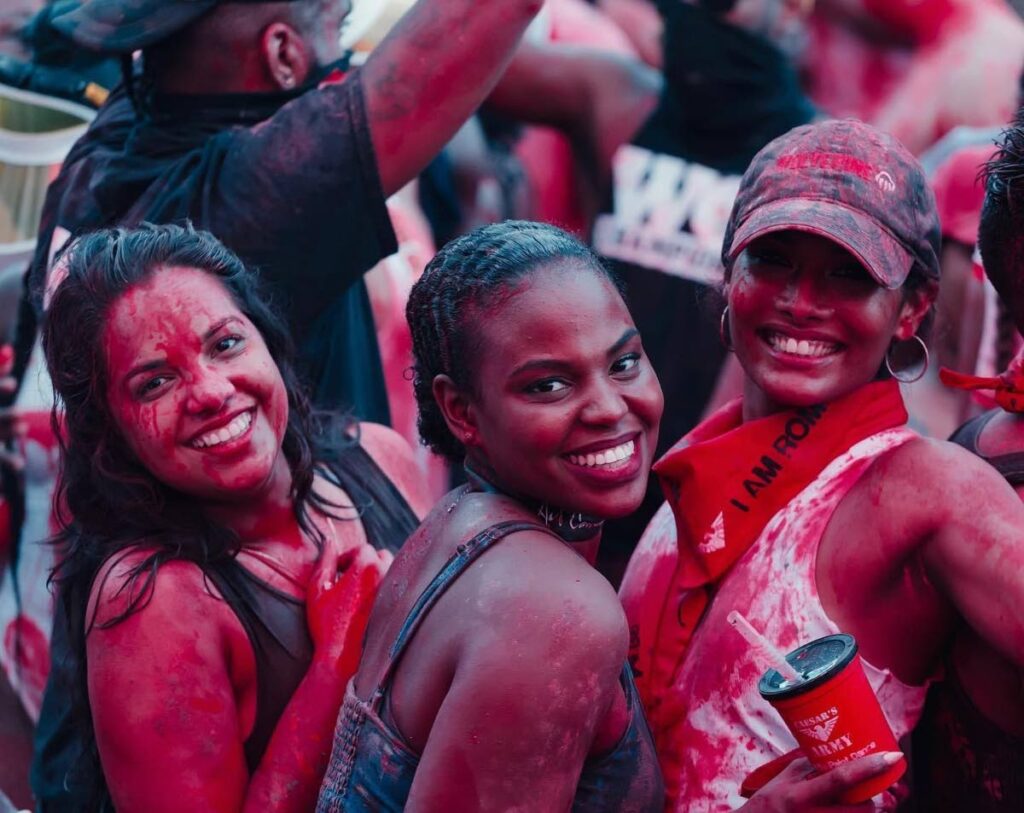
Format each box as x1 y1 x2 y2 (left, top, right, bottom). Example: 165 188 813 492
719 306 733 352
885 334 929 384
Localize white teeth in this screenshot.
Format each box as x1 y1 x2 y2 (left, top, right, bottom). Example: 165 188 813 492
192 411 253 449
567 439 636 468
768 332 839 359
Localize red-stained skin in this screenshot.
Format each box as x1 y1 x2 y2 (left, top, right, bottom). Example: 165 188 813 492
103 268 291 503
725 231 1024 729
456 263 663 525
352 264 664 811
87 267 431 813
947 357 1024 737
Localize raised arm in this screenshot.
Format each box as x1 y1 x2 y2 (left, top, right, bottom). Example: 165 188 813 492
921 443 1024 670
486 41 662 186
405 533 628 812
362 0 544 197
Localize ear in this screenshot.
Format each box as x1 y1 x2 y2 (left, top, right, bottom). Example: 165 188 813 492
432 374 480 450
260 22 313 90
894 279 939 341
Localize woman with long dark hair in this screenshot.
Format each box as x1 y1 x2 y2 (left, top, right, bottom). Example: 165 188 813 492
621 119 1024 811
40 223 429 812
317 220 907 812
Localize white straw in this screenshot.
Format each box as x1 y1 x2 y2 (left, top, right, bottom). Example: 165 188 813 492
727 610 803 684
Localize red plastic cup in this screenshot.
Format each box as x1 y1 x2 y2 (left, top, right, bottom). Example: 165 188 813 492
758 633 905 803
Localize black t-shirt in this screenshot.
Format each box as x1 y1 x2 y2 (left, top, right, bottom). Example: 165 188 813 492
22 71 397 422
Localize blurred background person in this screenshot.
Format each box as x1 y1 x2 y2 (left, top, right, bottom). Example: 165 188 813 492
807 0 1024 156
592 0 819 579
911 110 1024 813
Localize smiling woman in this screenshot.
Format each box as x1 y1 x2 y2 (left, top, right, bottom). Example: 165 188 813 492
38 223 429 812
315 221 667 812
620 119 1024 811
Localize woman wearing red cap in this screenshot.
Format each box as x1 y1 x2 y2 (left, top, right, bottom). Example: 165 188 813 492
620 118 1024 811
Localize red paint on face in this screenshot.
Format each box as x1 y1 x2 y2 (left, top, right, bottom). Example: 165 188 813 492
103 267 290 503
467 263 663 519
728 232 914 418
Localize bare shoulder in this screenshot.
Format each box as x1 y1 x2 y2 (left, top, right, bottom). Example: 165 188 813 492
357 422 433 517
880 435 1009 488
461 527 628 667
864 436 1020 522
87 547 224 632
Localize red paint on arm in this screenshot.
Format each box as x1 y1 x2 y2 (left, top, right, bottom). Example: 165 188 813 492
88 547 384 813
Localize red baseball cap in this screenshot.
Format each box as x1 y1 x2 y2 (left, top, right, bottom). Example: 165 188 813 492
723 119 941 290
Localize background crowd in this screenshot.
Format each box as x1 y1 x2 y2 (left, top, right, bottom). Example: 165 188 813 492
1 0 1024 810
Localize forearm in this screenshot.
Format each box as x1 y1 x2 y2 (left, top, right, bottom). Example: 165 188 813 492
487 42 659 186
597 0 664 68
363 0 544 197
242 658 347 813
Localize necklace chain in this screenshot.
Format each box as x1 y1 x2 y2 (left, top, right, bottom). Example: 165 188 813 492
239 515 341 590
446 484 472 514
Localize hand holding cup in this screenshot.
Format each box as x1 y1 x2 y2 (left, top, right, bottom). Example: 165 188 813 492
741 751 904 812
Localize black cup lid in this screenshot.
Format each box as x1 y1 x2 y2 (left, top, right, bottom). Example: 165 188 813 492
758 633 858 699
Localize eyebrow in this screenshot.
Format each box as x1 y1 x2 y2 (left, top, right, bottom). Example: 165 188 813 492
123 317 243 381
509 328 640 377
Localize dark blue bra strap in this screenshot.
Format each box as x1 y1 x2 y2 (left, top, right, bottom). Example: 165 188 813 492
369 520 548 712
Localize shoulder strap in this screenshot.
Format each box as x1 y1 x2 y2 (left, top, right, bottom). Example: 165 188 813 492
983 452 1024 486
949 411 1024 486
369 520 550 712
948 410 996 456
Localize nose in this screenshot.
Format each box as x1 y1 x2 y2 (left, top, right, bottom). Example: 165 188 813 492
580 376 629 427
777 270 829 322
184 364 234 414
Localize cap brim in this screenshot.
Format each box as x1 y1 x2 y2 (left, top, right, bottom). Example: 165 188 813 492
727 198 914 290
52 0 219 53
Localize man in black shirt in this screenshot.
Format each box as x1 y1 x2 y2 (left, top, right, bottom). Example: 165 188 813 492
16 0 544 423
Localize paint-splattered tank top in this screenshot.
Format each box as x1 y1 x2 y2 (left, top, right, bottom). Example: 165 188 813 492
316 520 665 812
620 428 929 811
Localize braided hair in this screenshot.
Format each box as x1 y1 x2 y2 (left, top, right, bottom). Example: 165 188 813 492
407 221 623 461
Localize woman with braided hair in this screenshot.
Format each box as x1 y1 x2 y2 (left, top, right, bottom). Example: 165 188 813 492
317 220 910 812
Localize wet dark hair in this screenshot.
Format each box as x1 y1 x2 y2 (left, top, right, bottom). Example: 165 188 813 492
42 222 350 806
407 220 623 462
980 109 1024 338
